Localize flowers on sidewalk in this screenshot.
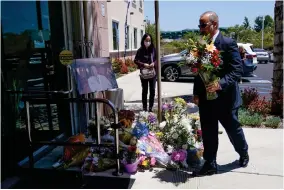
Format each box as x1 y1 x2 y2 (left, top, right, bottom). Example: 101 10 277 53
59 97 204 173
159 98 196 150
119 110 135 128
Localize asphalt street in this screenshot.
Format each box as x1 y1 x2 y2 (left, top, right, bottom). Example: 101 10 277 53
240 62 273 99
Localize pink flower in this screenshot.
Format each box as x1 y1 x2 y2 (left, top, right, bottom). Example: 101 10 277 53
139 155 147 163
150 157 156 166
171 150 187 162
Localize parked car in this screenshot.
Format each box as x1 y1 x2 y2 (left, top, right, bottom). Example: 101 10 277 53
161 50 192 81
237 43 258 76
161 45 257 81
253 48 269 64
269 52 274 62
237 43 258 64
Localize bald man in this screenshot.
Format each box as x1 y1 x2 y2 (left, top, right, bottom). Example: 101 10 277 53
193 11 249 176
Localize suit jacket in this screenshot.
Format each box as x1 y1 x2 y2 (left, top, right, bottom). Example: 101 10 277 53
193 33 243 109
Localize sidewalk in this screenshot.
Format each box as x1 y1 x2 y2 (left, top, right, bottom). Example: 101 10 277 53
117 70 194 102
131 128 284 189
1 128 283 189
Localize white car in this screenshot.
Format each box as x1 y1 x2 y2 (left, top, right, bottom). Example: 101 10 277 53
253 48 270 64
237 43 258 65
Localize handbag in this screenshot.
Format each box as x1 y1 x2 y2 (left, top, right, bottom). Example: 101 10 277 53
140 49 156 79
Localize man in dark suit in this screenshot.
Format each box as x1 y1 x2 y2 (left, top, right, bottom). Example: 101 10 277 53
193 11 249 176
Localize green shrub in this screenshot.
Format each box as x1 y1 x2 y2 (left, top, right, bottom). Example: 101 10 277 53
264 117 281 129
128 67 136 72
239 109 264 127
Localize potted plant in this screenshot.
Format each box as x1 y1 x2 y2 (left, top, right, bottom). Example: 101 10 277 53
123 145 139 174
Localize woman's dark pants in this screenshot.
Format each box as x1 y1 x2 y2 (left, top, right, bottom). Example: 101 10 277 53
140 77 156 111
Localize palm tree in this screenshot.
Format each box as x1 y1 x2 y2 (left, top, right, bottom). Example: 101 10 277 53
271 0 283 116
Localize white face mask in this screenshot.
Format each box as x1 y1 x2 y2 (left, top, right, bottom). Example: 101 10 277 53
144 41 151 47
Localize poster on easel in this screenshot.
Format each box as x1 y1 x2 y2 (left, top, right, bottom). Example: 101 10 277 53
71 57 118 95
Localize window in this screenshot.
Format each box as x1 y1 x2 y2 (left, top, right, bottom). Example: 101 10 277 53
140 30 143 41
126 26 130 49
139 0 142 8
1 1 50 55
132 0 136 8
134 28 137 49
112 21 119 50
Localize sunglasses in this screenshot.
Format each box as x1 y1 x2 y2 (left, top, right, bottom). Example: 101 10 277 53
198 22 211 28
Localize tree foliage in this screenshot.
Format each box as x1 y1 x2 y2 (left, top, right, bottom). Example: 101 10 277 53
145 23 157 46
242 16 250 29
161 15 274 53
254 15 274 32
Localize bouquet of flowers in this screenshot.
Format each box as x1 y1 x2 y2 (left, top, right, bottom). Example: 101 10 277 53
139 155 156 170
160 98 196 151
183 35 222 100
121 144 140 174
137 111 159 132
136 133 171 167
119 110 135 128
171 149 188 168
124 145 138 164
81 146 116 173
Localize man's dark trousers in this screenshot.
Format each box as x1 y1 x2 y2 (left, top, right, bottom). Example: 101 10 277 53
199 99 248 162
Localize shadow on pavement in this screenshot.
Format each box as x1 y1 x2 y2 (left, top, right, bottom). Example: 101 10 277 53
218 160 241 174
8 170 135 189
152 169 194 186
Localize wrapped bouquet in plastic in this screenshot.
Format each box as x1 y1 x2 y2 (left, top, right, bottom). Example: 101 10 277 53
136 133 171 167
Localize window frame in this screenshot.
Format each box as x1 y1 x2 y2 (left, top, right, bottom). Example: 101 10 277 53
126 25 130 50
112 20 119 51
133 27 137 49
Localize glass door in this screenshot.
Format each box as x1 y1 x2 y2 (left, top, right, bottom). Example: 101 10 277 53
1 0 69 179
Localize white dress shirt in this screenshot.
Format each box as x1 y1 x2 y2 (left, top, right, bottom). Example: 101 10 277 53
212 30 220 43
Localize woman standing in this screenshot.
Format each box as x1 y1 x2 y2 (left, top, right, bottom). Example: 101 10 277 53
134 33 157 112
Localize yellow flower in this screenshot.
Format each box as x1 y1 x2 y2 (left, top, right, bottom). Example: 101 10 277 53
206 43 216 52
174 97 187 106
156 132 163 138
189 113 200 120
142 160 149 166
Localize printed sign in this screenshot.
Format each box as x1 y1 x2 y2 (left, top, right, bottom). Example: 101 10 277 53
71 58 118 95
59 50 73 65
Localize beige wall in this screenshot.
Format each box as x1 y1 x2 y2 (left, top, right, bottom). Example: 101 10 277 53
86 1 109 57
107 0 145 57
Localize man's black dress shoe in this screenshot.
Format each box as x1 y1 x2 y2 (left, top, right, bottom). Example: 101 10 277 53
239 153 249 167
193 160 218 176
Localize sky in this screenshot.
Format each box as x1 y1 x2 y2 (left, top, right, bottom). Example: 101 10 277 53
144 1 275 31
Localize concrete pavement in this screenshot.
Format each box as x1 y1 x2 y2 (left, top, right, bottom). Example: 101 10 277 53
1 128 283 189
131 128 284 189
118 71 284 188
117 70 194 102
